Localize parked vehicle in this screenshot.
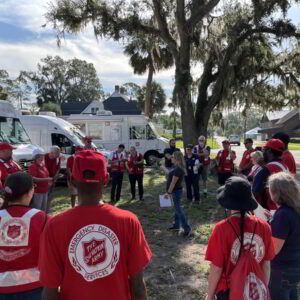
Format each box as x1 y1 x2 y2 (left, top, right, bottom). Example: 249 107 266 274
228 135 241 146
20 115 112 172
0 100 42 170
63 113 169 165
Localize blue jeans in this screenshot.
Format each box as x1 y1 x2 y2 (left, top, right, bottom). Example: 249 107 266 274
0 287 43 300
269 268 300 300
172 189 191 233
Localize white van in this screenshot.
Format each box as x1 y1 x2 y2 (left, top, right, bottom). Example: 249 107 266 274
0 100 42 170
63 114 169 165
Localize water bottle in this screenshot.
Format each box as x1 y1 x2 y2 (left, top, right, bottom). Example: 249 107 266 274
193 159 199 174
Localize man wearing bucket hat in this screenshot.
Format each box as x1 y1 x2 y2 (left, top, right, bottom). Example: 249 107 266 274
205 176 275 300
39 150 152 300
0 142 22 189
28 148 53 212
252 138 288 209
216 139 236 185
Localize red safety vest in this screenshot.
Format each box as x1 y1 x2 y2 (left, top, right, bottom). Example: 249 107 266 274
218 150 235 173
265 161 288 210
194 145 211 166
127 153 144 175
111 152 125 173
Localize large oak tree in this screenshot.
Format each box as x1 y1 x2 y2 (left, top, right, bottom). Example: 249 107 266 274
46 0 300 144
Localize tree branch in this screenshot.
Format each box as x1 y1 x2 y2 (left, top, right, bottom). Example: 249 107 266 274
152 0 179 58
189 0 221 28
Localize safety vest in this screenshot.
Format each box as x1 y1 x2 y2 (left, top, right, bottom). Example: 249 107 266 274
218 150 234 173
0 209 41 291
0 159 22 187
127 153 144 175
194 145 211 166
111 152 125 173
265 161 288 210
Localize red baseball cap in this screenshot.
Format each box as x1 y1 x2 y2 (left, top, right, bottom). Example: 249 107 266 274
83 136 92 142
0 142 16 151
263 138 285 153
72 150 108 184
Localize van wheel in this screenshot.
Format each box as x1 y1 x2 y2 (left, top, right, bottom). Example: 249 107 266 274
145 152 160 166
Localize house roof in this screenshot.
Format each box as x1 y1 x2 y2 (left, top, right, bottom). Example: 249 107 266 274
61 102 91 116
275 110 299 125
103 97 141 115
245 127 261 135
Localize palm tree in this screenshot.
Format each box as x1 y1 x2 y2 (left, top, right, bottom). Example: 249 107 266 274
124 33 173 117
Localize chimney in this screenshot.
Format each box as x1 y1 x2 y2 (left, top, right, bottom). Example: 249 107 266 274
115 85 120 93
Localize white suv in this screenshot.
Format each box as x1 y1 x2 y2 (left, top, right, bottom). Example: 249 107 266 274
228 135 241 146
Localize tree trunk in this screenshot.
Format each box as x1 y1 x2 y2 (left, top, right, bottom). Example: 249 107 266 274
144 63 154 118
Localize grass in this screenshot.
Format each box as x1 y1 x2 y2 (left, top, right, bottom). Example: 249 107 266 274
50 168 225 299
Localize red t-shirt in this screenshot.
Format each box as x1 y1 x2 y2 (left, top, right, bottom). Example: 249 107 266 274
283 150 296 175
239 149 255 170
205 215 275 295
0 206 46 293
45 154 60 177
39 204 152 300
67 156 74 170
28 162 50 194
0 159 23 187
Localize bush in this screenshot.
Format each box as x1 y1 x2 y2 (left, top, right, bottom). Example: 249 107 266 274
40 102 62 116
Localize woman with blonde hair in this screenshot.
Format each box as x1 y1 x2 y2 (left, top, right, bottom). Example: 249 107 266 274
247 150 264 182
162 150 191 236
268 172 300 300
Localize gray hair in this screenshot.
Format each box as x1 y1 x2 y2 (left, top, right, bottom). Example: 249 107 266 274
198 135 206 141
250 151 263 163
50 146 60 154
268 172 300 215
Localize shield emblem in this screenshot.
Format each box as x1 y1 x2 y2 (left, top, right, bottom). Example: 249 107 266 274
7 225 21 239
82 238 106 267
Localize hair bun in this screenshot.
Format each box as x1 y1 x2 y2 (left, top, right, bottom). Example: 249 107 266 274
4 186 12 195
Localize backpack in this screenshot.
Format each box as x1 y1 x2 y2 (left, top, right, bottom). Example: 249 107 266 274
226 220 271 300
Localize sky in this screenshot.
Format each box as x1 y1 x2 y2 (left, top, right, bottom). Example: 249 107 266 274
0 0 299 105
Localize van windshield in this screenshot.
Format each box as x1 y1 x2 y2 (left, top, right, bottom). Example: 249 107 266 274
148 122 159 139
0 117 31 144
67 127 97 149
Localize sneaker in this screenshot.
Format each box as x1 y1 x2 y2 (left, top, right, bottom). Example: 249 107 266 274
183 229 192 237
131 197 136 200
168 225 180 231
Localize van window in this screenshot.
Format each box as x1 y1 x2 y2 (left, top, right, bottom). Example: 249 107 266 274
51 134 73 155
129 126 145 140
88 123 103 140
146 124 156 140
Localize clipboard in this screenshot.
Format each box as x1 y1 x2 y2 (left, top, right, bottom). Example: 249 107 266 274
159 195 172 207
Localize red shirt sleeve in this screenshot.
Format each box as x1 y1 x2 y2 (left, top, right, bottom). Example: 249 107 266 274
28 164 38 177
67 157 73 169
205 224 225 268
39 219 64 288
127 216 152 276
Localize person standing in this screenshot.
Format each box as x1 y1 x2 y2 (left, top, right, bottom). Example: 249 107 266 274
39 150 152 300
205 177 275 300
0 172 47 300
0 142 22 189
28 149 53 212
44 146 63 212
66 146 83 208
239 138 255 176
126 146 144 201
216 139 236 185
109 144 126 203
162 151 191 236
164 139 180 171
268 172 300 300
193 136 211 197
184 144 200 203
252 139 287 210
272 132 296 176
247 150 264 183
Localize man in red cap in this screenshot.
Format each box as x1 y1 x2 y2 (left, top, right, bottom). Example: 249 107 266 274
216 139 236 185
0 142 22 189
39 150 152 300
83 136 94 150
66 146 83 207
252 138 287 209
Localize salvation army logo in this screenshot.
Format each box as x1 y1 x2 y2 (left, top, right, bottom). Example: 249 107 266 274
0 219 28 246
83 238 106 267
244 272 267 300
68 224 120 282
230 233 265 265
